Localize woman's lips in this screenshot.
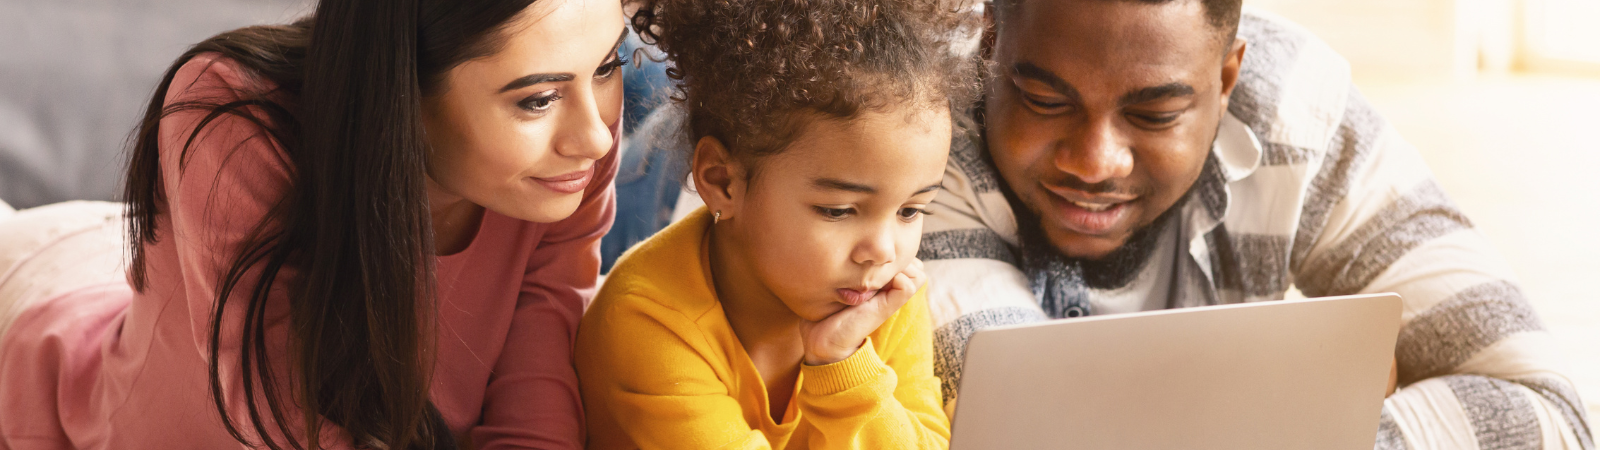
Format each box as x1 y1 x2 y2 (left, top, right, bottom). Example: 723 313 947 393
1043 188 1134 236
836 288 880 306
532 167 593 194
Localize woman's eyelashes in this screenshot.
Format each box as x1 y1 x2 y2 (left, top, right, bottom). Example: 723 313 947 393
595 53 627 80
518 90 563 113
514 53 628 115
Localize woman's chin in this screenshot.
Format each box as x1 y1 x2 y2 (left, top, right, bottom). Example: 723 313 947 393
497 195 584 224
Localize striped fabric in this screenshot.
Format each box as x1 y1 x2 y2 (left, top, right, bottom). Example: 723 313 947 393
920 7 1593 449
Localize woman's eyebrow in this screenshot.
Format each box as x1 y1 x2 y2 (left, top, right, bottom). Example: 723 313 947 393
498 28 629 93
609 26 627 55
499 73 575 93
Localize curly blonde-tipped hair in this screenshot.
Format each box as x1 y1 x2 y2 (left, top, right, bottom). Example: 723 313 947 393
631 0 981 165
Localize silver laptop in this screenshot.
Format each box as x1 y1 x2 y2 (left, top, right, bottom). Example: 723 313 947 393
949 293 1402 450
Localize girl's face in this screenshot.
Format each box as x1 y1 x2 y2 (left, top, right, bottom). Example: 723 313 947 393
712 107 952 322
421 0 626 223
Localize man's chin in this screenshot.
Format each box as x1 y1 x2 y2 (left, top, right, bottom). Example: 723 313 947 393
1042 227 1130 261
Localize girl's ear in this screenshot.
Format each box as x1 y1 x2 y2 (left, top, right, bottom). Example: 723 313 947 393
692 136 746 220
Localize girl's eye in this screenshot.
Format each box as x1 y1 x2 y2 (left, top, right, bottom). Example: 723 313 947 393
814 206 854 220
519 91 562 112
898 207 927 220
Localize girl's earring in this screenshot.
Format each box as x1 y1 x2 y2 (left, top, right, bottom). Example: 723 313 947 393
713 210 723 224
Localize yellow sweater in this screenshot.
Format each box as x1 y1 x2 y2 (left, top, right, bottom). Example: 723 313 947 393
577 208 950 450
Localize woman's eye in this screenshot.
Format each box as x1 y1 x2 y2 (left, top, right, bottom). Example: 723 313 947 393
898 207 927 220
595 54 627 80
518 91 562 112
814 206 854 220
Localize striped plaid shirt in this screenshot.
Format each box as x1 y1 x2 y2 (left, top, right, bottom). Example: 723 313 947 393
920 8 1593 449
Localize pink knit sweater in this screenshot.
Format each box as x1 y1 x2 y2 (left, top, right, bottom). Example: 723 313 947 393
0 53 614 449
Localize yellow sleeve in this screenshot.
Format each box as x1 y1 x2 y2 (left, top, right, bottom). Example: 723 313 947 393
577 294 771 450
796 288 951 449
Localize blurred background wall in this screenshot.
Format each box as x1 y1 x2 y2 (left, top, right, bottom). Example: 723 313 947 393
0 0 311 209
1244 0 1600 419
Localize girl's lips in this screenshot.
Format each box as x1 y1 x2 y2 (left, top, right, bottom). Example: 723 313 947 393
532 167 593 194
836 288 880 306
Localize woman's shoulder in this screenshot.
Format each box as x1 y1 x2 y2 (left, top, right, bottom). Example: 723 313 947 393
165 52 281 107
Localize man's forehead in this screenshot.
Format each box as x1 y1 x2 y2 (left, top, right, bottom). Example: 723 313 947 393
995 0 1220 93
996 0 1221 62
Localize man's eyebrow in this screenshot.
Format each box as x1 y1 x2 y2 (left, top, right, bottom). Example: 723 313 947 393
914 183 941 195
812 178 877 194
1012 62 1082 103
1118 82 1195 107
498 28 629 94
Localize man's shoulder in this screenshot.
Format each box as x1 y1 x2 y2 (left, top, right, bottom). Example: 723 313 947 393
1231 8 1355 154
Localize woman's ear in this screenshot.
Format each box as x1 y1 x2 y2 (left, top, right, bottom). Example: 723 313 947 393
691 136 746 220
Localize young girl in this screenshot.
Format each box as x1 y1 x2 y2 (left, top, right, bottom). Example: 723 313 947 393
0 0 623 448
576 0 977 448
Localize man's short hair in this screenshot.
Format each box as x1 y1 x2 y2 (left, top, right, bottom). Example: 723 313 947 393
994 0 1243 48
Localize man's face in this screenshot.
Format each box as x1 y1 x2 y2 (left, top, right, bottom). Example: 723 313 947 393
986 0 1244 259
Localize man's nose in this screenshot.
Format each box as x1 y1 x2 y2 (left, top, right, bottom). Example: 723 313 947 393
1055 116 1133 185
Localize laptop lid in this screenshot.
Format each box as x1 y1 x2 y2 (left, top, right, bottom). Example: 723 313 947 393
949 293 1402 450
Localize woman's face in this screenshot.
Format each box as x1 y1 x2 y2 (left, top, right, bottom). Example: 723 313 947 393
421 0 626 223
715 106 952 321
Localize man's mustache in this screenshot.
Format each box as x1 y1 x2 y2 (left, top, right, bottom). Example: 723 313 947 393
1043 174 1145 197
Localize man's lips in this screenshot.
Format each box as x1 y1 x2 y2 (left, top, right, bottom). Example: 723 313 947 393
836 288 880 306
531 167 593 194
1041 185 1136 236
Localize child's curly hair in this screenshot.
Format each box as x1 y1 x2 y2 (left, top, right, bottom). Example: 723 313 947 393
631 0 982 164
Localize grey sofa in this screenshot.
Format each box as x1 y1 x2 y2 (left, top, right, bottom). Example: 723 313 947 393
0 0 309 209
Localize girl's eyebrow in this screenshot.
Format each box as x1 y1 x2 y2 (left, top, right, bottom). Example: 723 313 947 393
812 178 876 194
497 28 629 93
811 179 942 196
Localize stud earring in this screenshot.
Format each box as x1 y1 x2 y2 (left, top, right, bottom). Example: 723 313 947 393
713 210 723 224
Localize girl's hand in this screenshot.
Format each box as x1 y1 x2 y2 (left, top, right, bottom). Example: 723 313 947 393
799 259 927 366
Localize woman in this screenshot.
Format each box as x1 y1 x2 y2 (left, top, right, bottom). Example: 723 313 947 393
0 0 623 448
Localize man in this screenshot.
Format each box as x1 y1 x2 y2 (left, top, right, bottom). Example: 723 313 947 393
920 0 1594 448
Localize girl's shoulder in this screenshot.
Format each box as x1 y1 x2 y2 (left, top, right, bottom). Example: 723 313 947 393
591 210 721 316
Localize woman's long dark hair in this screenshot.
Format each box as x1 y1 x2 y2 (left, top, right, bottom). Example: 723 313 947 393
122 1 536 448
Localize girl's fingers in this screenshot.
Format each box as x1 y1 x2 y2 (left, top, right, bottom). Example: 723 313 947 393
882 273 914 310
903 258 927 288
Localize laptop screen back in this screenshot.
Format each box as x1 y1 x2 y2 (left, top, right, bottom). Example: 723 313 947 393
949 294 1402 450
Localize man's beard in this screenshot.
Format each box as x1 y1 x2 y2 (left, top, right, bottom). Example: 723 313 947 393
1011 193 1182 290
